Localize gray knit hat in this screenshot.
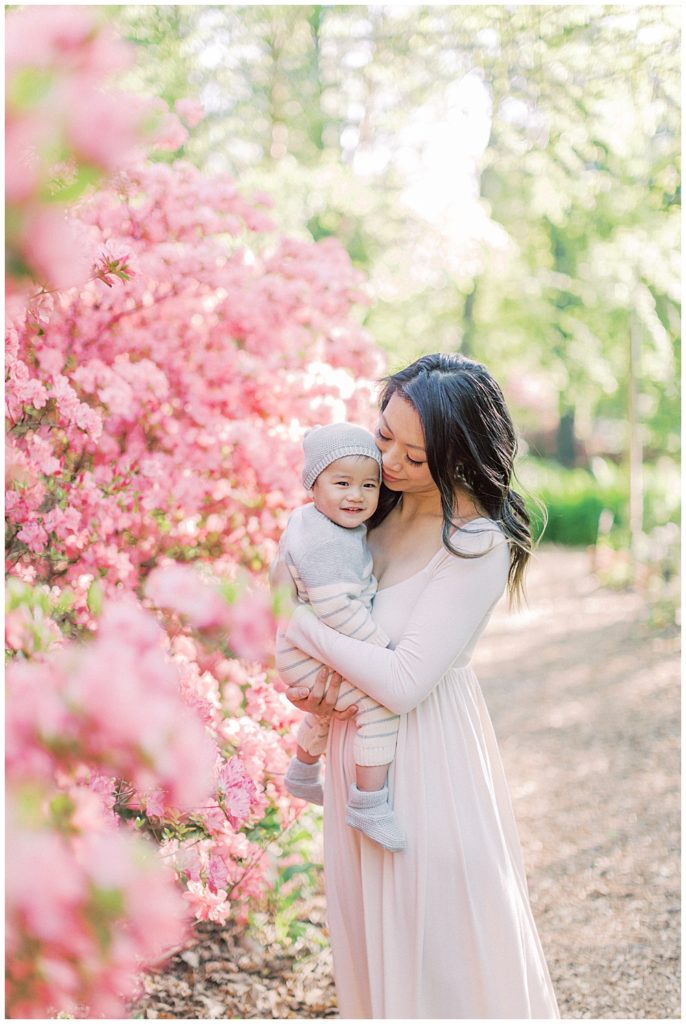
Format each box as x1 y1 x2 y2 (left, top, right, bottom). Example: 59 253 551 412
301 422 383 490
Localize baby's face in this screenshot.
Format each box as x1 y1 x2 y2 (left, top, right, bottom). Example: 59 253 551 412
310 455 381 529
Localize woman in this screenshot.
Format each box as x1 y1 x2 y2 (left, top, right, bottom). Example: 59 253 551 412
273 353 560 1019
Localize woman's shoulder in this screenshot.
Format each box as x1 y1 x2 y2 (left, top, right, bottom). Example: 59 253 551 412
443 517 509 560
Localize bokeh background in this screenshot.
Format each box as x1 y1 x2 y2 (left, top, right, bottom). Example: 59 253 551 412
5 4 681 1020
113 3 681 606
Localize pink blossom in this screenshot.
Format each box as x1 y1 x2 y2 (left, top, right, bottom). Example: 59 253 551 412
216 755 259 829
5 115 45 203
5 6 98 76
65 88 152 172
224 586 277 663
6 786 190 1018
5 608 34 652
5 440 35 488
154 111 189 152
21 207 97 290
17 520 49 554
5 13 389 1005
183 881 231 923
145 563 231 631
175 97 205 128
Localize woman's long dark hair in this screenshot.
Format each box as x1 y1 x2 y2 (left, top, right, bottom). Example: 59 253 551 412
368 352 537 603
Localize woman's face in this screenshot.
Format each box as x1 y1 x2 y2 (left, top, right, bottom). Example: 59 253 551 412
374 393 436 494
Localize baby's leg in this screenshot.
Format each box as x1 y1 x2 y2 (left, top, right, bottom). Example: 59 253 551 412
276 628 331 756
356 764 389 791
284 719 327 806
333 688 406 852
277 630 329 805
296 743 319 766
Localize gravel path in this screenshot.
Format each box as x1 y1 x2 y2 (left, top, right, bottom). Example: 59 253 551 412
475 546 680 1019
133 545 680 1019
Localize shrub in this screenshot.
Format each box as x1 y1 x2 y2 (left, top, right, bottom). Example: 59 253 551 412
518 456 680 547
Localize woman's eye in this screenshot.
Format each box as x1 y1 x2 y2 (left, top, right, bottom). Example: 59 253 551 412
407 455 424 466
375 429 391 442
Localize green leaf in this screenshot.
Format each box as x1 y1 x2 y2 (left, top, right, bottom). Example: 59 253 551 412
45 163 102 205
8 67 54 109
49 791 76 830
87 579 104 617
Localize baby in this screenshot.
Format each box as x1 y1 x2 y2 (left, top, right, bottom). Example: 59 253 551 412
275 422 405 852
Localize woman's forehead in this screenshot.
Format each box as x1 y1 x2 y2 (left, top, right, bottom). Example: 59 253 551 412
381 394 425 449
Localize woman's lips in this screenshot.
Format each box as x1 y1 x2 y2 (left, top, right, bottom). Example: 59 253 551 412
382 470 402 483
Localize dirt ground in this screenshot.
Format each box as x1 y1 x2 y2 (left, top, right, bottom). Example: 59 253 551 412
133 546 680 1020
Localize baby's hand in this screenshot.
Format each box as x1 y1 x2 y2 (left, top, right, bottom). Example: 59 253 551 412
286 666 358 722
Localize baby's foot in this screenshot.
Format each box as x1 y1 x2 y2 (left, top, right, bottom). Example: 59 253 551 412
346 783 407 852
284 757 324 806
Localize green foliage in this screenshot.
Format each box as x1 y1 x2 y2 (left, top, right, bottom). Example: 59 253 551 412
5 577 79 658
520 456 680 547
265 814 325 945
109 7 679 429
523 462 624 546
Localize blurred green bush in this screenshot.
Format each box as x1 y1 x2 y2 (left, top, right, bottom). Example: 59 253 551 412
517 456 681 547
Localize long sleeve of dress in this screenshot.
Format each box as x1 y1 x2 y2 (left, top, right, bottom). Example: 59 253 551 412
284 527 509 715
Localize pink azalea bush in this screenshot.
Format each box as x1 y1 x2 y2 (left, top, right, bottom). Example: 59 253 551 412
7 783 191 1019
6 5 385 1019
5 5 190 302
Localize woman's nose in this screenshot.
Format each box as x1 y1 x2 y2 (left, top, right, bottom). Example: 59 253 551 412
384 447 402 471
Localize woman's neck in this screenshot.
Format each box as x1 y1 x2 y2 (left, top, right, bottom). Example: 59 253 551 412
394 485 481 524
393 488 443 523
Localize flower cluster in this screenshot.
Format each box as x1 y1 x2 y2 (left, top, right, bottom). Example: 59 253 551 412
6 5 192 301
5 5 386 1018
6 153 383 624
7 785 190 1019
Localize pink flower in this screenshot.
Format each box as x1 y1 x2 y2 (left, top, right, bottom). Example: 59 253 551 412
5 608 34 652
224 587 277 663
216 755 259 829
153 111 189 152
21 207 97 290
175 97 205 128
183 881 231 924
5 440 35 488
145 563 231 630
65 88 151 172
17 520 49 554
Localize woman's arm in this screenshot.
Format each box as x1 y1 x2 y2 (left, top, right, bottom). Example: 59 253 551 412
284 530 509 715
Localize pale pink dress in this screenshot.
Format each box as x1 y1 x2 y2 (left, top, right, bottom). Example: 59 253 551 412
284 520 560 1020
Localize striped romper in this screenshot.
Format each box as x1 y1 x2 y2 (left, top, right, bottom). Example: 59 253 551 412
275 502 400 767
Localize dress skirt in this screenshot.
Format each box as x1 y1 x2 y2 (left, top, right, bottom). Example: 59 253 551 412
322 664 560 1019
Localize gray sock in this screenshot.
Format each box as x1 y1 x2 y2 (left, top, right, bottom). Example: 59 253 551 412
284 757 324 806
346 783 407 852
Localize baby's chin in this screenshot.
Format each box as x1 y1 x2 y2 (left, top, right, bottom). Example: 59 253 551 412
330 508 376 528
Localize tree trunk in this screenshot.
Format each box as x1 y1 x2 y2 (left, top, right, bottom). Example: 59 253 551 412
628 314 643 563
460 280 478 356
557 407 576 466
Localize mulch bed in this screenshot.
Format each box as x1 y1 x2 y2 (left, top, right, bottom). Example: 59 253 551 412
131 546 680 1019
132 901 336 1019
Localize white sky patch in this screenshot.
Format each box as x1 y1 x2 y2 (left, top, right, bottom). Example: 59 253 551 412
392 71 512 274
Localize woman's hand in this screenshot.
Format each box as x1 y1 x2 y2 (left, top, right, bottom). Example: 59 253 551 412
286 666 358 722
